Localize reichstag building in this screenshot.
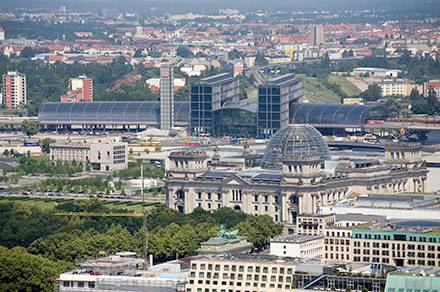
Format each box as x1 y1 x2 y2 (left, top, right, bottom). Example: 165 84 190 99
166 125 428 233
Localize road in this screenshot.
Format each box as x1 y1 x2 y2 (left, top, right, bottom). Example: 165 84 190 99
0 191 166 203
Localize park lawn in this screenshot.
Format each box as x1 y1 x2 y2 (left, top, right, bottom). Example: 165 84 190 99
0 196 158 213
0 197 66 209
297 74 341 104
327 74 361 96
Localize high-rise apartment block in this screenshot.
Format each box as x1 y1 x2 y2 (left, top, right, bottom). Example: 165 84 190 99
257 74 303 138
190 73 239 136
69 75 93 101
0 27 5 41
310 24 324 45
2 71 26 109
160 65 174 130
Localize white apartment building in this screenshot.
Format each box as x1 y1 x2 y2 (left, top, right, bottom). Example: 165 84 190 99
376 80 408 97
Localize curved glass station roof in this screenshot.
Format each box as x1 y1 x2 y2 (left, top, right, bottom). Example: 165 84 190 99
263 124 331 169
38 102 190 124
290 103 388 125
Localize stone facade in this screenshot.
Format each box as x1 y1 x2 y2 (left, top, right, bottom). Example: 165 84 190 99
166 143 428 233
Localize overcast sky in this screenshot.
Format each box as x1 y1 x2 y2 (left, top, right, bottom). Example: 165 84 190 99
2 0 439 13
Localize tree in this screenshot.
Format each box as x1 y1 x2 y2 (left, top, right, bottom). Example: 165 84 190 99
73 185 80 194
20 47 34 58
152 188 159 196
360 84 382 102
176 47 193 58
0 246 72 292
21 120 40 138
427 88 438 115
384 98 402 118
41 138 56 154
321 52 331 67
90 186 98 194
155 146 162 152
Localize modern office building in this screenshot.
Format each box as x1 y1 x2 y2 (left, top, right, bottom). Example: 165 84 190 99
186 254 297 292
89 142 128 172
50 141 127 172
310 24 324 45
166 126 428 232
2 71 26 109
270 234 323 259
69 75 93 101
160 65 174 130
324 223 440 269
190 73 239 136
257 74 303 138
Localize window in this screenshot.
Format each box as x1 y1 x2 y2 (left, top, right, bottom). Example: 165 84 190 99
247 266 253 272
271 267 277 274
263 267 268 273
78 282 84 288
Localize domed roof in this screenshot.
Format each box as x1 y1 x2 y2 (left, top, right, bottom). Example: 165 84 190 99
262 124 331 169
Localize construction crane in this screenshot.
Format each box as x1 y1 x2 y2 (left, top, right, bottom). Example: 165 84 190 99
54 212 144 217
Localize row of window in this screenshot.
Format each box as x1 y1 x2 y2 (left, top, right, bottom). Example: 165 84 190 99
191 264 292 275
388 288 438 292
191 272 292 283
188 284 291 292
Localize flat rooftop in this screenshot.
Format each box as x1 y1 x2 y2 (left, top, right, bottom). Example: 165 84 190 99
262 74 299 86
271 234 323 243
195 73 235 85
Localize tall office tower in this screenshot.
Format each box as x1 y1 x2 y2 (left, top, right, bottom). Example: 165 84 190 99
310 24 324 45
160 65 174 131
257 74 303 138
69 75 93 101
2 71 26 109
190 73 239 136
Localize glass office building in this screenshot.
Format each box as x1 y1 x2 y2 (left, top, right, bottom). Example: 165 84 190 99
257 74 303 138
190 73 239 136
213 97 258 137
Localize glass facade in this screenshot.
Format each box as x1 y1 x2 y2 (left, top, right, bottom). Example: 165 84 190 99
191 85 213 135
190 73 239 136
213 108 257 138
38 101 189 124
258 86 282 137
262 124 331 169
257 75 303 138
290 103 388 125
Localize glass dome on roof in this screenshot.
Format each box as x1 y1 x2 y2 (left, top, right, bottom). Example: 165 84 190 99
262 124 331 169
